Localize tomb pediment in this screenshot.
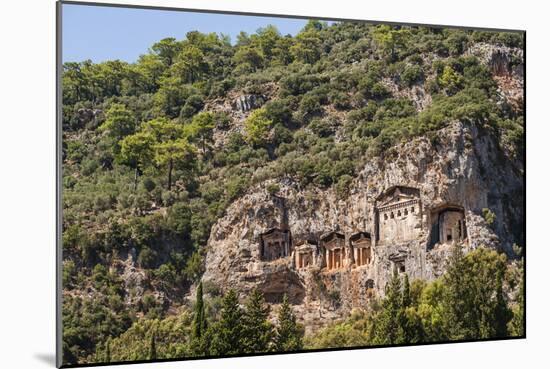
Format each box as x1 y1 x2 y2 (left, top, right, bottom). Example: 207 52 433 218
350 232 371 243
377 186 420 209
294 239 318 252
379 193 416 207
320 231 345 243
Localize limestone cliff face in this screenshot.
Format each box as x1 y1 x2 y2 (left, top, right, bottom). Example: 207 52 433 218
201 118 523 333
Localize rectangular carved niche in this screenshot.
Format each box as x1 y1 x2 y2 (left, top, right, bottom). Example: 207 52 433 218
295 240 317 269
350 232 372 267
260 228 291 261
321 231 346 271
429 205 467 249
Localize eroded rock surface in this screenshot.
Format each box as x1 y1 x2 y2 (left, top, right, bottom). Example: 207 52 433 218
201 120 524 333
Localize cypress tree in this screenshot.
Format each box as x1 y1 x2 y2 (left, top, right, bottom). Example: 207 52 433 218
401 273 411 308
191 282 208 355
105 339 111 363
372 267 402 345
209 289 245 356
397 273 409 343
149 332 157 360
242 288 273 353
399 273 424 343
274 294 303 352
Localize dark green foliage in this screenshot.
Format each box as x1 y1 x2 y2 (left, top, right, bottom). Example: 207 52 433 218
306 247 519 348
371 269 404 345
190 282 208 355
264 98 294 126
309 118 334 138
179 94 204 119
209 289 246 356
242 289 273 354
441 245 511 340
149 332 157 360
401 64 424 87
275 295 303 352
62 292 132 364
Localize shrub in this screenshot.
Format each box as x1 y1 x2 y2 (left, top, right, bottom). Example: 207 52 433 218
166 203 192 236
141 177 156 192
309 118 334 138
335 174 353 198
137 246 157 269
264 99 293 126
266 183 280 195
298 93 323 121
329 91 351 110
401 64 424 87
179 94 204 119
81 158 100 176
226 176 249 201
244 108 274 147
482 208 496 226
439 65 464 94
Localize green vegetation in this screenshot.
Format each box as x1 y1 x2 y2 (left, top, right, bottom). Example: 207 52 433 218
274 294 303 351
80 246 522 364
62 20 524 364
94 289 302 363
483 207 497 226
305 246 524 349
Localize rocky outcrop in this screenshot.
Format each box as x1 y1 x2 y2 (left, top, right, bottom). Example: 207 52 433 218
201 119 523 332
231 94 266 113
467 43 524 78
467 43 524 113
76 108 103 128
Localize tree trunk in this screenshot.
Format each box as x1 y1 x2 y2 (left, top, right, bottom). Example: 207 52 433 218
167 158 173 190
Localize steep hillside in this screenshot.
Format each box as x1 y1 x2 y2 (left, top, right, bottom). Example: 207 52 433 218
202 118 524 332
61 21 524 364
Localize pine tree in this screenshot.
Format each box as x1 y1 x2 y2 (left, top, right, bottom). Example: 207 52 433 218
242 288 273 354
190 282 208 355
209 289 245 356
274 294 303 352
372 268 403 345
149 332 157 360
441 243 468 340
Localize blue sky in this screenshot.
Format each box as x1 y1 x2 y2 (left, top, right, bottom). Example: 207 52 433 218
62 4 309 63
